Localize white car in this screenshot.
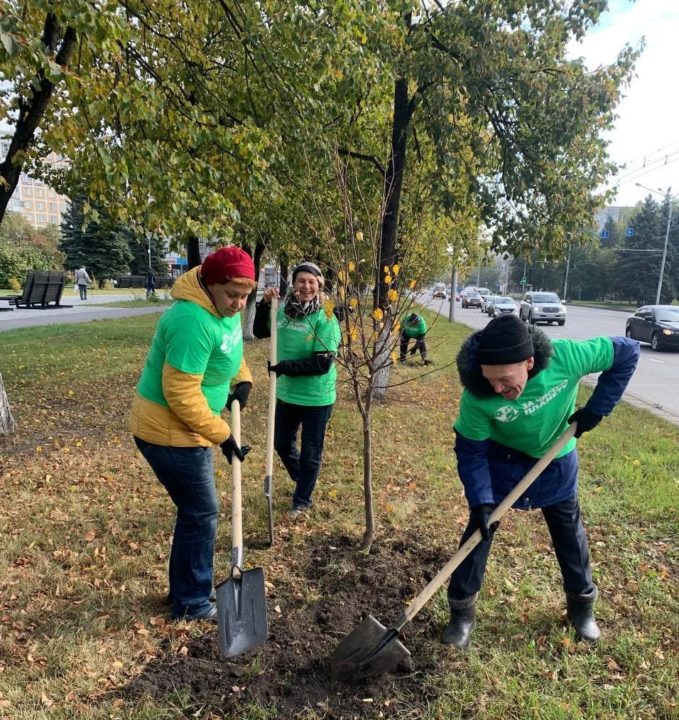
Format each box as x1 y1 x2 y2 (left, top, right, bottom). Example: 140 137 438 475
432 283 447 299
519 291 566 325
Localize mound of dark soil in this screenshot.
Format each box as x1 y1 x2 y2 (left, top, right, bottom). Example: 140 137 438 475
125 531 454 718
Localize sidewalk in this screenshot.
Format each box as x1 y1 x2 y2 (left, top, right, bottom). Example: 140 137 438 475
0 289 167 332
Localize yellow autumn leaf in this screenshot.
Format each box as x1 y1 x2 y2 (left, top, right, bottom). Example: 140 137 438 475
392 263 400 275
373 308 384 321
349 297 358 308
383 265 389 273
323 299 335 319
355 231 364 242
387 289 398 302
384 274 392 284
348 261 355 272
337 269 347 284
409 279 416 289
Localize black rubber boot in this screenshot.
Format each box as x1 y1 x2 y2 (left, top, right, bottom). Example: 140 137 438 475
441 603 476 648
566 588 601 642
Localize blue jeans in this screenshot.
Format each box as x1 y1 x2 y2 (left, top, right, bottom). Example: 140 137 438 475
134 437 218 619
447 494 595 605
274 400 333 509
78 284 87 300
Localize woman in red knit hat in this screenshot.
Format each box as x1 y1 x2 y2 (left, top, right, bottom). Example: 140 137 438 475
130 246 255 621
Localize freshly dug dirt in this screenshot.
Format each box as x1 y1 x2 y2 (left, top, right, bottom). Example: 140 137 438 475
126 530 454 719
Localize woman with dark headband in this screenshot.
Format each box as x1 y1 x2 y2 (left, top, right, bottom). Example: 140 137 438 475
254 261 341 519
130 246 255 621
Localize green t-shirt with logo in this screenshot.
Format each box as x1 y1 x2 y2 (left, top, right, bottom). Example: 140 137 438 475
275 304 341 406
403 315 427 339
455 337 614 458
136 300 243 413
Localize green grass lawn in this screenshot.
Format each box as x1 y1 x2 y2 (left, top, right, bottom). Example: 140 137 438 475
0 312 676 719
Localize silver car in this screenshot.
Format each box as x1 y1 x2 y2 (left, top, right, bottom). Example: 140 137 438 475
488 296 517 317
519 291 566 325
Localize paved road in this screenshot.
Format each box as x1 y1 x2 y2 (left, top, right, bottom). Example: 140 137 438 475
0 291 167 332
422 294 679 426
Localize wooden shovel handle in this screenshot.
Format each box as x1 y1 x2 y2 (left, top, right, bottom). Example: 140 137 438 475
265 297 277 476
398 423 577 629
231 399 243 559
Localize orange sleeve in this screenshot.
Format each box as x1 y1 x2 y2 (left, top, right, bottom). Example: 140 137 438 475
231 356 253 388
162 364 231 445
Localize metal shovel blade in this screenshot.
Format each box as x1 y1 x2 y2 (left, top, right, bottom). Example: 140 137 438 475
330 614 412 682
216 567 268 658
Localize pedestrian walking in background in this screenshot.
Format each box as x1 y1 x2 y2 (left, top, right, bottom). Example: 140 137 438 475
146 270 156 299
443 314 639 648
74 266 91 300
254 261 341 519
129 246 255 621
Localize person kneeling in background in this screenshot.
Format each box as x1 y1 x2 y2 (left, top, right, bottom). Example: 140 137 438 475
399 312 432 365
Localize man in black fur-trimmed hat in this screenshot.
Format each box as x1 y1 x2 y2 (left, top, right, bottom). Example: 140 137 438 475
442 314 639 648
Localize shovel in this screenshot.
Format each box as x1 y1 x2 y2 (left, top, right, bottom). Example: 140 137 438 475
330 423 577 682
216 399 269 658
264 296 278 547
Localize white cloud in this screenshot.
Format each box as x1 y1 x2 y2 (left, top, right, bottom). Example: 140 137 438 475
570 0 679 206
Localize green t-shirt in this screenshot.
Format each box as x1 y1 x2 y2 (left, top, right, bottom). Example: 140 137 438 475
403 315 427 338
454 337 614 458
275 304 341 406
136 300 244 413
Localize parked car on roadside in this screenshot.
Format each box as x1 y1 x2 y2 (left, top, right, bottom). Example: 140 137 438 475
462 291 482 309
625 305 679 351
487 296 517 317
519 291 566 325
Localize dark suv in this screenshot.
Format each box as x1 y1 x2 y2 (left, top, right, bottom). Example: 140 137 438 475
519 291 566 325
462 291 482 309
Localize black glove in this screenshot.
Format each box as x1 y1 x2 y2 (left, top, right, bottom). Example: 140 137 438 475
226 381 252 411
568 408 602 438
267 360 285 377
470 504 499 541
220 435 251 465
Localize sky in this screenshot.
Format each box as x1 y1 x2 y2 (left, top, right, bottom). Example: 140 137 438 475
571 0 679 207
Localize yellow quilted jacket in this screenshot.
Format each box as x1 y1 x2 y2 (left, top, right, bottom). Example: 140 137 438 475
128 267 253 447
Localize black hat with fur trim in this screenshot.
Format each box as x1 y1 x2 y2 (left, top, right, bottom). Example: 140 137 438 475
456 317 553 397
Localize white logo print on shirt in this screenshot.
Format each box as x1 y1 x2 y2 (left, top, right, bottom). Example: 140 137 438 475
494 379 569 423
220 325 242 354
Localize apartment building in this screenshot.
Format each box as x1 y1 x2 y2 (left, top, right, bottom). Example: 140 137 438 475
0 138 70 228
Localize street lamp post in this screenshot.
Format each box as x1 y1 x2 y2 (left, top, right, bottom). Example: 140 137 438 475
635 183 673 305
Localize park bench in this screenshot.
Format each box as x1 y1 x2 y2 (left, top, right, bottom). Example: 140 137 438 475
115 274 174 289
6 270 69 309
115 275 145 288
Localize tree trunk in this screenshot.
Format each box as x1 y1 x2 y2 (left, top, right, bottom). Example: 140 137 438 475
279 252 289 297
0 16 76 223
372 77 412 400
360 407 375 553
242 237 266 340
186 236 202 269
372 318 394 401
375 76 411 310
0 373 16 435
